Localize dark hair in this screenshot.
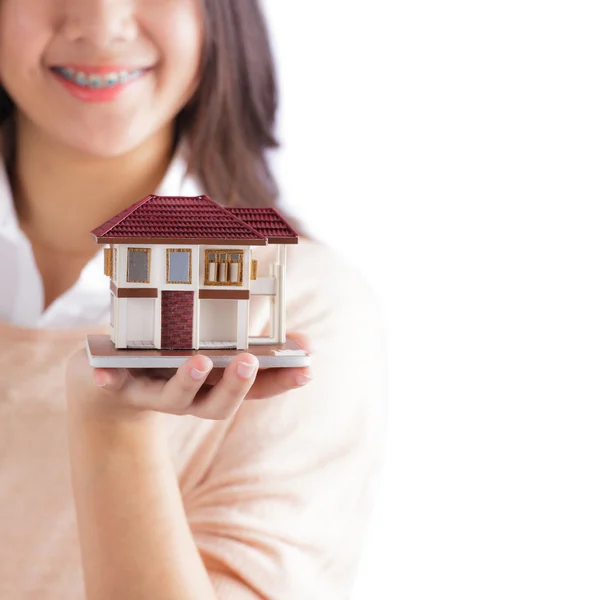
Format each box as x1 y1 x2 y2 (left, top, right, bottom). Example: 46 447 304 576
0 0 284 212
179 0 281 209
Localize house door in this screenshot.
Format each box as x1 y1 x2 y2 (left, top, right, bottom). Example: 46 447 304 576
161 291 195 349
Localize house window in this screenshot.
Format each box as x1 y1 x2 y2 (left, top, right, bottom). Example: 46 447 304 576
167 249 192 284
127 248 151 283
204 250 244 286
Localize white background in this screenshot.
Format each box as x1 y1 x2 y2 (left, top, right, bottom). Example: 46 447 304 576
264 2 600 599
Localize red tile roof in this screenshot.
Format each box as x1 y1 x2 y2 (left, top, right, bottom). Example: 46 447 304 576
226 207 298 244
91 195 267 245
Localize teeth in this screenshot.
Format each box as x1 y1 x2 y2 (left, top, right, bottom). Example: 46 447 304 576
88 75 102 88
55 67 144 89
75 71 87 85
105 72 119 86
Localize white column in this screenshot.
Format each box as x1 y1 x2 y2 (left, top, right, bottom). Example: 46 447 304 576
154 293 162 349
193 297 200 350
237 300 250 350
193 247 200 349
109 294 116 345
270 256 279 341
116 298 128 348
276 245 287 344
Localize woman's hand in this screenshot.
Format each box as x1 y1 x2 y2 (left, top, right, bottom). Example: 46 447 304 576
65 334 312 421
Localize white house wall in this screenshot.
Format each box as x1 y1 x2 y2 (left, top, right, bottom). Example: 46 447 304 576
198 300 237 343
250 277 276 295
126 298 155 343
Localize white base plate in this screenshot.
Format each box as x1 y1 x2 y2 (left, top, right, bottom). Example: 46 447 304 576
86 335 311 369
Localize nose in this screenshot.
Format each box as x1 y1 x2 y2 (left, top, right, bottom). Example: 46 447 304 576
61 0 137 48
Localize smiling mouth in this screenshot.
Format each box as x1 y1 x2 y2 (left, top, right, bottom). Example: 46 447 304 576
50 66 150 89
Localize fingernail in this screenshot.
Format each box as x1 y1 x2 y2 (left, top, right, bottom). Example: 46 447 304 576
93 370 109 387
295 374 313 387
190 366 211 381
237 359 258 380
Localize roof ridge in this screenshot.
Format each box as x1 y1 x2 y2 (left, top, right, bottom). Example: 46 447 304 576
91 194 156 240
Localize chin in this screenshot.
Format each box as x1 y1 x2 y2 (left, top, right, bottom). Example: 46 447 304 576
74 138 142 159
57 126 151 159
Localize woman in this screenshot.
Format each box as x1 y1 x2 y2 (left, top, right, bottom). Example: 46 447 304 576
0 0 385 597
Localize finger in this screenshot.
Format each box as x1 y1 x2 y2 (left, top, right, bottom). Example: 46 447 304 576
156 354 214 412
244 366 313 400
94 355 213 413
186 353 259 420
92 367 129 391
92 368 170 409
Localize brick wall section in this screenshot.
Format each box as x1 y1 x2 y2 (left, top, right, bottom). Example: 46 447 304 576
161 291 194 349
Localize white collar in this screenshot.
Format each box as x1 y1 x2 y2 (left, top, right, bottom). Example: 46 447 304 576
0 153 21 240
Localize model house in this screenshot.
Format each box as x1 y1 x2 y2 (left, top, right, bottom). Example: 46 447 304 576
91 194 298 351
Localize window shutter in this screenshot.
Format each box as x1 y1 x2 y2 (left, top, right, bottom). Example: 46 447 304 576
229 263 239 282
218 262 227 282
104 248 112 277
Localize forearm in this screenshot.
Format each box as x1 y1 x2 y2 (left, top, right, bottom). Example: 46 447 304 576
67 406 216 600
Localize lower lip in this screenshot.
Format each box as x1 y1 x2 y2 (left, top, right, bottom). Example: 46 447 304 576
51 70 148 102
